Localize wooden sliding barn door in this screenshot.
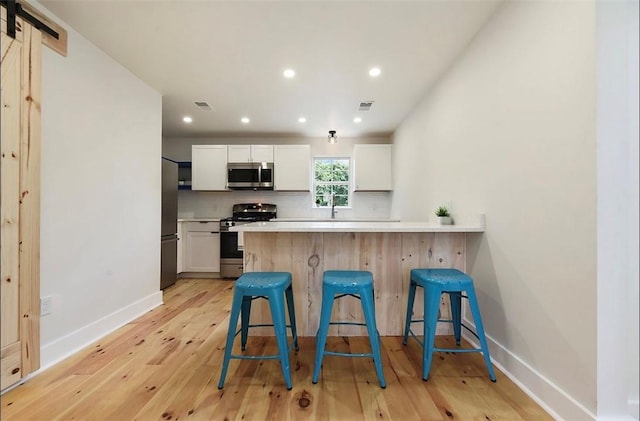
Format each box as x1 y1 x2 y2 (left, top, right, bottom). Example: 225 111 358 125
1 8 42 390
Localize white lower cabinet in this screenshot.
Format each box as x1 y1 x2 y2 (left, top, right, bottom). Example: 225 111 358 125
184 222 220 272
177 221 184 273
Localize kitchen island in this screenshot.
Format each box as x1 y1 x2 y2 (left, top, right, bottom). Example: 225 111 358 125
231 217 485 336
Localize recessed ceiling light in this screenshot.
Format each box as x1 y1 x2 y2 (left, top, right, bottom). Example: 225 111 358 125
354 117 362 123
298 117 307 123
183 116 193 123
283 69 296 78
241 117 250 124
369 67 381 77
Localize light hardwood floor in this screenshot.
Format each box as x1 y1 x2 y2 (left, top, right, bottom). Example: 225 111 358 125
1 279 552 420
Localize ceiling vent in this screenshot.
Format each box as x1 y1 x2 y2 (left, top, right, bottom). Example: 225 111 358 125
194 101 213 111
358 101 374 111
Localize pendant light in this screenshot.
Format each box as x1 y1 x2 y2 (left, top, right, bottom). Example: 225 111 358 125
328 130 338 144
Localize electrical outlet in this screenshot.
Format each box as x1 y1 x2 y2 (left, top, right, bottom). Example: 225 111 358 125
40 296 52 316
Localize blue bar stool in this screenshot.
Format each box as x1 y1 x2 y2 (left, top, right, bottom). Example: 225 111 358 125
218 272 299 390
312 270 386 388
403 268 496 382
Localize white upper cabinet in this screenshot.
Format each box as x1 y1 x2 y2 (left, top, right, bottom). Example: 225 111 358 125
274 145 311 191
250 145 274 162
192 145 228 190
227 145 250 162
228 145 273 163
353 144 392 191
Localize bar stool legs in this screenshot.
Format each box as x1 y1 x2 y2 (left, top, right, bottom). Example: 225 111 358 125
218 287 244 388
360 286 386 387
311 285 334 384
403 268 496 382
269 288 294 388
240 296 251 350
466 286 496 380
218 272 298 390
312 270 386 388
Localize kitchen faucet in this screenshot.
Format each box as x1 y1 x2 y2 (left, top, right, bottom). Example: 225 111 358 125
331 193 337 219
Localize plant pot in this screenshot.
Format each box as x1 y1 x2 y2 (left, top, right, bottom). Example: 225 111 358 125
438 216 453 225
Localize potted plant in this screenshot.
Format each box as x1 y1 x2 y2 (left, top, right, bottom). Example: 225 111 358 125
435 205 453 225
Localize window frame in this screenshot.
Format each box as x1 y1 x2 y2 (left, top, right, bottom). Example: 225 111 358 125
312 157 352 209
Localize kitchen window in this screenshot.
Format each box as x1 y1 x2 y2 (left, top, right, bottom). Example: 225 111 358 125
313 158 350 208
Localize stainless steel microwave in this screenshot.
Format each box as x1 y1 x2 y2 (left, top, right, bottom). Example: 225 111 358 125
227 162 274 190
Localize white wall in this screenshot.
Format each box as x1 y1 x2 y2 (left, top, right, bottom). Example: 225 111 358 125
163 136 392 219
596 0 639 419
38 3 163 368
392 1 597 419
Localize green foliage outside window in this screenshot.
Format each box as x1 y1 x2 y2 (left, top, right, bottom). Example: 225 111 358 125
314 158 350 207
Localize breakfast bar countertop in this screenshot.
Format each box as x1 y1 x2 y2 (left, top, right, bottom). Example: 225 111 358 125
231 215 485 233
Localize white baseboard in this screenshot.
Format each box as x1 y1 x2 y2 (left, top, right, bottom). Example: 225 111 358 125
40 291 163 370
462 319 596 421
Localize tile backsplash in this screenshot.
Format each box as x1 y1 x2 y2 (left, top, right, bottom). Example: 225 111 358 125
178 190 391 220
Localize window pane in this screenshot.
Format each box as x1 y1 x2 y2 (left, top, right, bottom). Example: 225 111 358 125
314 160 331 180
334 184 349 196
334 195 348 207
316 170 331 182
315 195 329 207
333 160 349 181
333 169 348 181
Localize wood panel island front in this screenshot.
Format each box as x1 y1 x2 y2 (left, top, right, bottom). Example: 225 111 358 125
231 218 485 337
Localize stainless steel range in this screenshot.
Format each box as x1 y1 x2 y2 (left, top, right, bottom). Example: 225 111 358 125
219 203 277 278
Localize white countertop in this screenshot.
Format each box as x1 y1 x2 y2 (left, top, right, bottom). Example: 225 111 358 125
230 217 485 233
178 218 221 222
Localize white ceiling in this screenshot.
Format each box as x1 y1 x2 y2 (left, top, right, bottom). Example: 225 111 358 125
40 0 502 139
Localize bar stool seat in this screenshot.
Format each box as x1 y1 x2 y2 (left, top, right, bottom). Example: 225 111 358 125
312 270 386 388
403 268 496 382
218 271 299 390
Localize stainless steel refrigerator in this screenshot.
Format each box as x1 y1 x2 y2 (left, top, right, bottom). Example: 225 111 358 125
161 158 178 289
